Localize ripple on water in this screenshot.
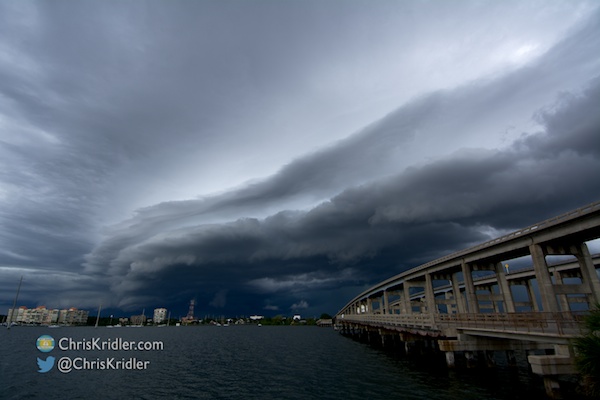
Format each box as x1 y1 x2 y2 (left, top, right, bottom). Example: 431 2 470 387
0 326 553 399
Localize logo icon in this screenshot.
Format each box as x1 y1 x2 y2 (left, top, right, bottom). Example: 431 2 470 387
37 356 55 373
36 335 55 352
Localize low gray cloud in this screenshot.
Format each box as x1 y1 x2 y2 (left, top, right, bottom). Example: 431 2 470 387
290 300 309 311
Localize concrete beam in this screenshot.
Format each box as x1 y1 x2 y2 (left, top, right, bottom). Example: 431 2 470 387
552 284 592 295
528 355 576 375
438 338 552 352
459 330 572 344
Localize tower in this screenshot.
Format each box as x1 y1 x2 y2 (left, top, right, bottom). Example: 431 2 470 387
186 299 195 320
182 299 196 324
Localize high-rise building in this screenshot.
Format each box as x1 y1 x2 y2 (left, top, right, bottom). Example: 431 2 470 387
57 308 89 325
7 306 88 325
153 308 167 324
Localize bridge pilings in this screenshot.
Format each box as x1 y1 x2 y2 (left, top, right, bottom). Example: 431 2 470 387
338 322 442 361
338 319 582 398
339 322 533 370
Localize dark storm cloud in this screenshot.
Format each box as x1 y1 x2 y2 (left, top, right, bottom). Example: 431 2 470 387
83 67 600 313
92 5 600 233
2 1 600 315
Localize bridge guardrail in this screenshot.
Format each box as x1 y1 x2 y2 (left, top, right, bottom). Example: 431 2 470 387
340 313 435 330
436 311 585 336
340 311 586 337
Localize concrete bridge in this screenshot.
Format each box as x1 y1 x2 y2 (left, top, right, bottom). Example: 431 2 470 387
335 201 600 397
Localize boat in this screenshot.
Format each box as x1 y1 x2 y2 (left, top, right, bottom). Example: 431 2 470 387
7 276 23 330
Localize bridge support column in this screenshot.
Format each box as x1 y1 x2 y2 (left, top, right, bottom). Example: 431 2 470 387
382 291 389 314
379 329 386 347
425 273 437 314
491 289 501 313
530 244 560 312
526 279 540 311
464 351 478 368
451 272 466 313
444 291 456 314
496 262 516 313
445 351 456 368
484 351 496 368
529 344 576 399
553 271 571 312
574 242 600 304
543 377 561 400
403 282 413 314
462 261 479 313
506 350 517 367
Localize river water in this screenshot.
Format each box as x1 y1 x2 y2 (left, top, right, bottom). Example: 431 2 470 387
0 325 571 399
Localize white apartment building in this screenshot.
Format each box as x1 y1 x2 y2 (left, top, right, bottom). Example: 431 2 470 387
7 306 88 325
153 308 167 324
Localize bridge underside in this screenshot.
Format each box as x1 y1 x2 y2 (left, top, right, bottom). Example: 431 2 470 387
337 318 577 398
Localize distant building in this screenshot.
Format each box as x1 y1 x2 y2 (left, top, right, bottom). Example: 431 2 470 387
58 308 89 325
7 306 87 325
293 314 302 321
130 314 147 326
154 308 167 324
249 315 264 321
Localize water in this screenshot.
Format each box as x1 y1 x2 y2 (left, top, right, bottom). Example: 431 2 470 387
0 326 560 399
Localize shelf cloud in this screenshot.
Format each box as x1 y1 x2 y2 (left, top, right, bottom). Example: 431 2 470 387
1 1 599 317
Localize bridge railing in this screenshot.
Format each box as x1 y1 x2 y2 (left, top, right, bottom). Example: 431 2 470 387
339 313 435 331
436 311 585 336
339 311 586 337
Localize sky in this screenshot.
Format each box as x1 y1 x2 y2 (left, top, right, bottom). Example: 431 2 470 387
1 0 600 319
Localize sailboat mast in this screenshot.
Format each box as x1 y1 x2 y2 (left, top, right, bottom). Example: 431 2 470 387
94 303 102 328
7 276 23 330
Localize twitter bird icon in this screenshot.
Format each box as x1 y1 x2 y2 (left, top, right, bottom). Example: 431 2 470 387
37 356 55 373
